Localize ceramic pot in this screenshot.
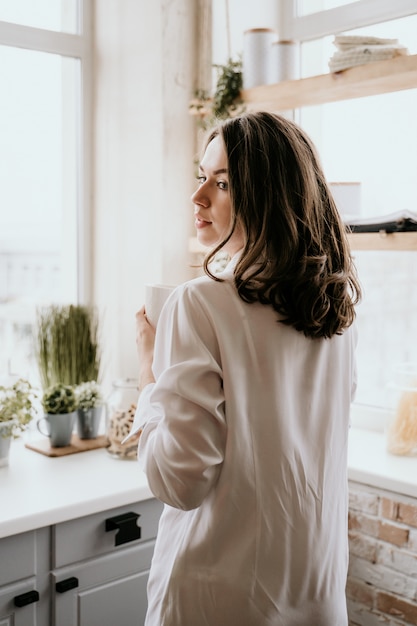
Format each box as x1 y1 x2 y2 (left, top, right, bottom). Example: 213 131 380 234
268 40 300 84
77 406 103 439
243 28 277 89
0 420 17 467
36 411 76 447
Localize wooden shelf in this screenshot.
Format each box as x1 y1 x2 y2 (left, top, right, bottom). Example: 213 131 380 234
348 231 417 251
242 53 417 111
240 55 417 253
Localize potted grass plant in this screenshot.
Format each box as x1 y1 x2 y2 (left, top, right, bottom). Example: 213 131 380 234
0 378 39 466
34 306 102 445
34 304 102 390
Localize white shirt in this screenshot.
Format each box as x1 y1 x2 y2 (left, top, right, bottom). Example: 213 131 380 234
132 258 357 626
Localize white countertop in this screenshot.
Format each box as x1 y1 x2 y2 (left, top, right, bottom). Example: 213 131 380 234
0 438 153 539
1 427 417 540
348 427 417 498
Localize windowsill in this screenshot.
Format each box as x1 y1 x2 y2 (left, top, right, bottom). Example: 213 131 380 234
348 422 417 499
350 403 389 432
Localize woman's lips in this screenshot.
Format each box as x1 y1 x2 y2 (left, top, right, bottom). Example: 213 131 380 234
195 217 212 229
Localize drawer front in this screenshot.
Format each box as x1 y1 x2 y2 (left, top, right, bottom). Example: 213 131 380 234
0 531 36 586
53 498 163 568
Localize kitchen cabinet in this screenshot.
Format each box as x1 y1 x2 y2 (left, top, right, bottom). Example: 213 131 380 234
0 528 49 626
0 579 39 626
51 498 162 626
0 498 163 626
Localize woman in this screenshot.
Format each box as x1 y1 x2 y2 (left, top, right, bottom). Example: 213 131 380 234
131 112 361 625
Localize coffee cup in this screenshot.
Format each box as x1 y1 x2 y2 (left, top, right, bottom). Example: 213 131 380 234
144 284 175 327
37 411 76 447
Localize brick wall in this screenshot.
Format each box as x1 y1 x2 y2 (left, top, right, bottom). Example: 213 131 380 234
348 481 417 625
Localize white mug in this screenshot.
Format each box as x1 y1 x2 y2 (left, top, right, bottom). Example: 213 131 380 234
144 284 175 327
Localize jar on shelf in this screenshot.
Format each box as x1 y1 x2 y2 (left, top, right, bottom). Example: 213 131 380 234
106 378 140 460
386 362 417 456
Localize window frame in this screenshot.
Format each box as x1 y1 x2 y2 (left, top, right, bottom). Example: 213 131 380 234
0 0 93 304
280 0 417 41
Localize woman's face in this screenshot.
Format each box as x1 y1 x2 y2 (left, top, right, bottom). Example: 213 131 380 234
191 135 244 256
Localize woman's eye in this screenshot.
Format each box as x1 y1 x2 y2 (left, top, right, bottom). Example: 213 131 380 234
196 175 206 185
217 181 228 190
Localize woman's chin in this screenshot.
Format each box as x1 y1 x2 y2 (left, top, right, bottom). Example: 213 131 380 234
196 232 219 250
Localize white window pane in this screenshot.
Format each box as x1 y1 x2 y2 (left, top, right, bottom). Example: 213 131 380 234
353 252 417 408
0 45 79 380
0 0 79 34
301 89 417 218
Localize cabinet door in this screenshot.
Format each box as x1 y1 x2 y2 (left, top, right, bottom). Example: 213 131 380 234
0 528 49 626
73 570 148 626
52 540 154 626
0 578 39 626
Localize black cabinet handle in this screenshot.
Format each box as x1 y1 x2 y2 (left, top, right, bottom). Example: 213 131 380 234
56 577 79 593
14 590 40 607
105 511 141 546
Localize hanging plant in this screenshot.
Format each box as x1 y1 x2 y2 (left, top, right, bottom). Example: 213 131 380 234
212 58 243 118
190 57 245 129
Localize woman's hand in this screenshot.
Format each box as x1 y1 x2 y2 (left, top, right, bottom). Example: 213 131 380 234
136 306 156 390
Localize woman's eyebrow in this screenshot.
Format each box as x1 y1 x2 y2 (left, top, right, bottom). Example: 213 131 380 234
199 165 228 175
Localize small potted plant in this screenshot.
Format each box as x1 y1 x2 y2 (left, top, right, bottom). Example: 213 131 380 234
0 378 39 466
38 383 78 448
189 57 245 129
75 381 104 440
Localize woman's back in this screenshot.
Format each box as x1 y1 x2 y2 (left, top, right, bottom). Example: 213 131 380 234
141 271 356 626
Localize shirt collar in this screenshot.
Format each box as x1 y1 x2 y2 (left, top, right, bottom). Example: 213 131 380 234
219 250 242 278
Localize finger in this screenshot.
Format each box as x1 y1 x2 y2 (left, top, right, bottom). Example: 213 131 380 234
136 306 149 328
136 306 146 319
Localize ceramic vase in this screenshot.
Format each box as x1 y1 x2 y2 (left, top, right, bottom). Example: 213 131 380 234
77 406 103 440
0 420 16 467
243 28 277 89
37 411 77 447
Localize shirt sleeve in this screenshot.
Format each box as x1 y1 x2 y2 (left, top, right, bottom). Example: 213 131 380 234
136 283 227 511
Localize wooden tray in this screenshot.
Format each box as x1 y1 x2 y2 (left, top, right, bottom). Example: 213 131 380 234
25 434 109 457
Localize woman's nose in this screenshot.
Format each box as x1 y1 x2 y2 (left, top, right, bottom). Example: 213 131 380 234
191 185 209 208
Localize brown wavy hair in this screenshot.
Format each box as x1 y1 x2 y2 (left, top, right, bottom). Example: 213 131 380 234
203 112 361 339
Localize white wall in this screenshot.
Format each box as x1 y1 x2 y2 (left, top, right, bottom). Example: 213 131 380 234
92 0 281 390
93 0 198 389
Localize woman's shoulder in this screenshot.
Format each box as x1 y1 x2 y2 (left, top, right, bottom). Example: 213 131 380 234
176 253 238 298
173 273 233 304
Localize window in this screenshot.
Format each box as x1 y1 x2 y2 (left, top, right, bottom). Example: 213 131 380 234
0 0 78 33
286 1 417 410
0 1 92 384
